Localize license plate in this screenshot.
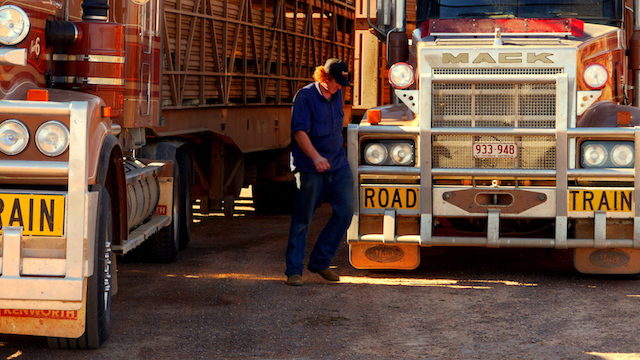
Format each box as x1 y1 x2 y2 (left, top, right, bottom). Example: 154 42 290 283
473 142 518 158
568 189 633 212
361 186 419 209
0 193 65 236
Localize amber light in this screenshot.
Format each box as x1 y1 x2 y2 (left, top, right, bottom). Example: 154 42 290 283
101 106 112 118
367 109 381 125
27 89 49 102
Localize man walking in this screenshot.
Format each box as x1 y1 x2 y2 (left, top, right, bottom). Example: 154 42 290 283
285 58 353 286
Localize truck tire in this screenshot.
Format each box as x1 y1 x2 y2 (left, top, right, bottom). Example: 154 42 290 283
48 186 113 348
253 180 295 215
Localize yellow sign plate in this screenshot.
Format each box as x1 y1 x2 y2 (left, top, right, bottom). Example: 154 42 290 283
0 193 65 236
361 186 419 209
568 189 633 212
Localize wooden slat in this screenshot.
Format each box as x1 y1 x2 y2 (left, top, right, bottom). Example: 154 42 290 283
162 0 355 108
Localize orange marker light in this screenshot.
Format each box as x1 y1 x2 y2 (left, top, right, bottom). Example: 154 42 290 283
27 89 49 102
367 109 381 125
462 179 472 186
617 111 632 126
101 106 112 118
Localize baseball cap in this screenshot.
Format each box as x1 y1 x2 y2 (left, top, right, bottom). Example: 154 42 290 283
324 58 350 87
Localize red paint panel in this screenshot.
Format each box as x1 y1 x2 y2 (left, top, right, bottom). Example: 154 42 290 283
422 18 584 38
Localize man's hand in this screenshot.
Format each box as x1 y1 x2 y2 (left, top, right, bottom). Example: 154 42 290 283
294 131 332 173
313 155 331 172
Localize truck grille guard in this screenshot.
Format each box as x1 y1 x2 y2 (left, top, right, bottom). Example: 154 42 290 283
348 72 640 250
0 100 96 310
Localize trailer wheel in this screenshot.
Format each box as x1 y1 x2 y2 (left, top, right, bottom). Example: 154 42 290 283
253 180 295 214
176 148 193 249
48 185 113 349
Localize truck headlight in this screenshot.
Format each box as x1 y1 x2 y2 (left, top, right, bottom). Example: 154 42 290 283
390 143 414 165
388 62 415 89
36 121 69 156
364 143 388 165
583 64 608 90
0 119 28 155
611 143 634 167
0 5 30 45
362 140 415 166
581 141 634 168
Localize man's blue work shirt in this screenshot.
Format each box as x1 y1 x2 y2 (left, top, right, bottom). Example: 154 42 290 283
290 82 348 173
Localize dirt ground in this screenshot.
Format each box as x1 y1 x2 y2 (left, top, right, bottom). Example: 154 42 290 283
2 188 640 359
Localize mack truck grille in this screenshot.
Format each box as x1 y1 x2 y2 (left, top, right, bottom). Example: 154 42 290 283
431 68 563 170
432 82 557 128
432 135 556 169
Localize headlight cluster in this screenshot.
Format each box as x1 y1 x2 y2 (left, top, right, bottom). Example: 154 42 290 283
362 140 415 166
0 5 30 45
581 141 634 168
0 119 69 156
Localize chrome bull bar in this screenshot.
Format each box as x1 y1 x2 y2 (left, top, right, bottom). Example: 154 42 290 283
347 72 640 250
0 101 94 310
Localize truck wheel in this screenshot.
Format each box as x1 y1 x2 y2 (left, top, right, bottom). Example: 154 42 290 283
48 186 113 348
253 180 295 214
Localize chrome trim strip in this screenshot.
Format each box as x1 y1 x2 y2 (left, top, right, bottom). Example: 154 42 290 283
430 74 561 83
66 101 89 279
432 168 556 177
431 127 556 136
113 215 171 254
0 100 70 115
52 54 125 63
487 209 500 248
0 160 68 177
0 48 26 66
2 227 21 277
555 74 569 249
347 124 360 242
359 165 420 175
594 211 607 248
420 73 433 243
357 125 420 135
383 209 396 243
52 76 125 86
352 235 635 248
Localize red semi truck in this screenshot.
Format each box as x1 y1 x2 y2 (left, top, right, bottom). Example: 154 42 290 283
0 0 354 348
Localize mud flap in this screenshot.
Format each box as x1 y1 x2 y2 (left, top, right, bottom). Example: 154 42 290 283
0 280 87 338
349 243 420 270
574 248 640 275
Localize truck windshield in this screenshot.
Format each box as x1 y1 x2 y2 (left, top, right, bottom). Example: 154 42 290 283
423 0 621 26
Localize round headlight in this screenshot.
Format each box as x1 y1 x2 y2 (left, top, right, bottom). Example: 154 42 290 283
583 64 608 90
390 143 413 165
582 143 608 167
611 144 634 167
388 62 415 89
36 121 69 156
0 119 28 155
0 5 30 45
364 143 388 165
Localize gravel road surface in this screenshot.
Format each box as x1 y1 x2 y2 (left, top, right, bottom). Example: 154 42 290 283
1 189 640 360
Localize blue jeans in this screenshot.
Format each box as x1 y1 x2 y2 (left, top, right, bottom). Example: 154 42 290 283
285 166 354 276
